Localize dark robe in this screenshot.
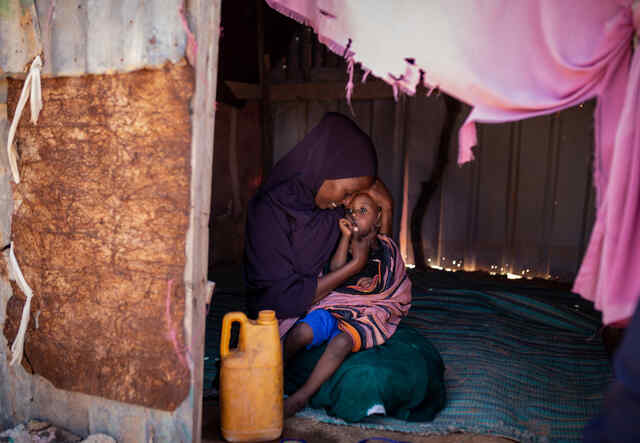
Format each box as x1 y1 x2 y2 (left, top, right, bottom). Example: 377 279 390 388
584 301 640 443
244 113 377 318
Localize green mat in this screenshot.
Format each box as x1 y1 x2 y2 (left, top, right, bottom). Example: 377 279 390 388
285 324 446 423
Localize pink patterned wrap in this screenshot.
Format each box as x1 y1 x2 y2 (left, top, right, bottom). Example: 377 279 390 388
279 236 412 351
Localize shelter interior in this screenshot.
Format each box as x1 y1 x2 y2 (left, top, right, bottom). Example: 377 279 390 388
0 1 623 442
202 2 615 443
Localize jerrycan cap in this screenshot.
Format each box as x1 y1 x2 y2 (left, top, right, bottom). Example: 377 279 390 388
257 310 277 325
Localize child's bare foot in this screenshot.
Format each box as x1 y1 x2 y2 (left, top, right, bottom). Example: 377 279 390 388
283 392 308 418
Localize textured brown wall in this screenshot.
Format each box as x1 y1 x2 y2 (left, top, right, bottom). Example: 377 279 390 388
3 62 194 411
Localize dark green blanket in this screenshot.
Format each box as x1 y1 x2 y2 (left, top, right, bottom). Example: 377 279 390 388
284 324 446 423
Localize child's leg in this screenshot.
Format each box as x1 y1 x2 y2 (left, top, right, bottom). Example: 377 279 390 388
283 322 314 363
283 309 338 363
284 331 353 417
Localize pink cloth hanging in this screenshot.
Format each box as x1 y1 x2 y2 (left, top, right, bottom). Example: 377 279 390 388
267 0 639 325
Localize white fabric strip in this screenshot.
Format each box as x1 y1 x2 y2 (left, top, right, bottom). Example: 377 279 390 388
8 242 34 367
6 56 43 184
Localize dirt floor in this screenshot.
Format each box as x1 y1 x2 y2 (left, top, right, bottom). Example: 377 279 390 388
201 400 514 443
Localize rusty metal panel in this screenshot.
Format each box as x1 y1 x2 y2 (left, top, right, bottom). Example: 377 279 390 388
0 0 42 74
3 62 193 411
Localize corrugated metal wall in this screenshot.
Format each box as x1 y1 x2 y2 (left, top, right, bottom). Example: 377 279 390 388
264 26 600 283
1 0 186 76
271 95 596 282
0 0 41 74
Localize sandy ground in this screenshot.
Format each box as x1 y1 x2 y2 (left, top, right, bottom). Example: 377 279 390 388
202 400 514 443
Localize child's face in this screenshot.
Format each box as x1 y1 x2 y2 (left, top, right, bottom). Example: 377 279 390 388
346 194 380 236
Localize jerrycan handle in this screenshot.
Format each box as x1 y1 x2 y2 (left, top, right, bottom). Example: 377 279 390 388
220 312 247 358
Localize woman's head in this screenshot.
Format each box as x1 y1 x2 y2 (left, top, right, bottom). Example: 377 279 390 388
263 113 377 204
309 113 377 209
247 113 378 286
314 176 374 209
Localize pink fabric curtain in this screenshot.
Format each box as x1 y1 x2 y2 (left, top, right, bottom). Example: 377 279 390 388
266 0 640 325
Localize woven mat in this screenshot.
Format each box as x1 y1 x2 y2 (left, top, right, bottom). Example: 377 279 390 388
205 271 613 442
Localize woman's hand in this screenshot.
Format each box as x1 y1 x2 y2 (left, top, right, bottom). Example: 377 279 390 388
366 178 393 211
339 218 354 238
366 178 393 235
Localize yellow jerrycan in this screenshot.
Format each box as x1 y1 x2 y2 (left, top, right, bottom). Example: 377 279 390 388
220 310 283 442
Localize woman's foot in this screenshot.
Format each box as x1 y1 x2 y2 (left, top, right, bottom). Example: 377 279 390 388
283 392 308 418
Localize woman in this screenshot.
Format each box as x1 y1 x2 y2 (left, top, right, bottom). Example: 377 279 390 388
244 112 392 319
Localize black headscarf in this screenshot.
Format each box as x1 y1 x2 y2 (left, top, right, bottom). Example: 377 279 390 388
244 113 377 318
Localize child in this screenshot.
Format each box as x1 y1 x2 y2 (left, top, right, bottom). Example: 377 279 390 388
282 192 412 417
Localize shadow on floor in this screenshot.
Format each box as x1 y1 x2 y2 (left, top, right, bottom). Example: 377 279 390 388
202 399 514 443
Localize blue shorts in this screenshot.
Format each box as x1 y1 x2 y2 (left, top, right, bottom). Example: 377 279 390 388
299 309 341 349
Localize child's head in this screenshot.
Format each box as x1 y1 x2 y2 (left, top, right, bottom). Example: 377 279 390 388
346 192 381 236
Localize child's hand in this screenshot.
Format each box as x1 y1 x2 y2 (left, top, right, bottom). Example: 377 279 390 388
339 218 354 238
350 228 375 266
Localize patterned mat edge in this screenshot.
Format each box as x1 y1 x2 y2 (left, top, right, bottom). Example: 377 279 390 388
295 407 547 443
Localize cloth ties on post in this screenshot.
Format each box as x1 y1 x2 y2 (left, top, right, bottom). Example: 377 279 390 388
8 242 35 367
6 55 43 184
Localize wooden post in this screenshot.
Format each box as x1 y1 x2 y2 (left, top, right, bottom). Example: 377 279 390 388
186 1 221 441
398 145 410 263
287 33 303 82
0 78 8 185
302 27 313 81
504 122 522 274
541 113 561 277
392 96 407 245
0 78 6 119
464 123 481 272
229 107 242 218
258 0 274 180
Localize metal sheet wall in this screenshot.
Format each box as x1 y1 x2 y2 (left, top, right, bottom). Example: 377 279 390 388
271 96 596 282
1 0 186 76
0 0 41 73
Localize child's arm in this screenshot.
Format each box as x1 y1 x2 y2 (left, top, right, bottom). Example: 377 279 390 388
314 228 375 304
330 218 353 271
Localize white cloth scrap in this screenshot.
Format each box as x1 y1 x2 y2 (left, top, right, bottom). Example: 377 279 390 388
8 242 34 367
6 55 43 184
